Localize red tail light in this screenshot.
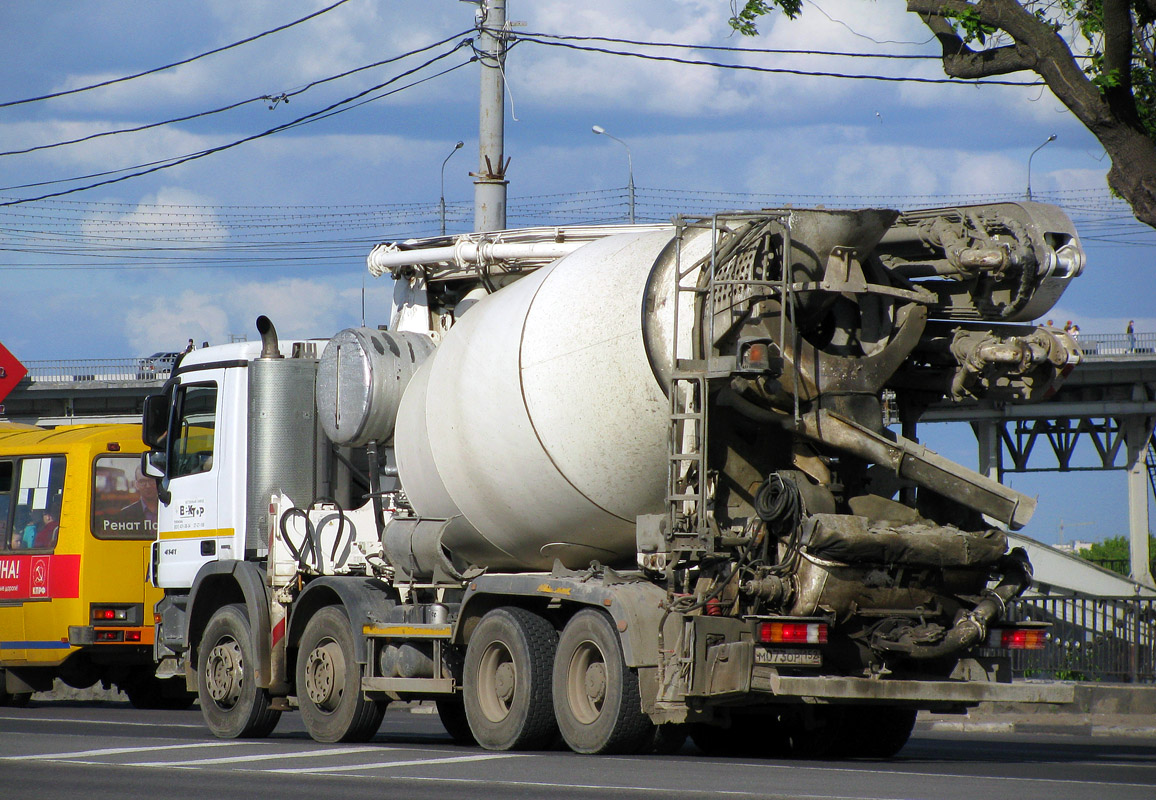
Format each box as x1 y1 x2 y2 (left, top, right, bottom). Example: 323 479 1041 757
758 622 828 644
999 628 1046 650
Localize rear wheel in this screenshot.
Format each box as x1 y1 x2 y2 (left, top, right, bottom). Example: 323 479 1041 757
297 606 385 743
832 706 917 758
463 607 558 751
197 604 281 738
553 609 654 755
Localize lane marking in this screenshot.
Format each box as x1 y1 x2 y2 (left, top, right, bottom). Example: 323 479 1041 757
267 752 523 774
10 741 244 761
129 745 384 767
0 714 203 729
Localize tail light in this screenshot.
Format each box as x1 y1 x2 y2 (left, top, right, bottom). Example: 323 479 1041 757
758 621 828 644
994 627 1047 650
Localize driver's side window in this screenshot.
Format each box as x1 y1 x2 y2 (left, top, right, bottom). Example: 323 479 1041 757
172 383 218 479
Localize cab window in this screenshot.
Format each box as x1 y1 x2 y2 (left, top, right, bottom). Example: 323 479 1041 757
92 455 157 540
12 456 66 551
0 461 13 550
172 383 217 479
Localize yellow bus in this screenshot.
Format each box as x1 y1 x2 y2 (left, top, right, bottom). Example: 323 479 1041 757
0 423 193 708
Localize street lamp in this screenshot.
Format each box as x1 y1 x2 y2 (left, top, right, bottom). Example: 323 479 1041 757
592 125 635 224
440 140 464 236
1026 134 1056 201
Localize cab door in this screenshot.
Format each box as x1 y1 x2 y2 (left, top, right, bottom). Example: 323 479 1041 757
155 379 222 590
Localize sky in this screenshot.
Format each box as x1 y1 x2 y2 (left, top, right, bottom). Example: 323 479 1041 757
1 0 1153 548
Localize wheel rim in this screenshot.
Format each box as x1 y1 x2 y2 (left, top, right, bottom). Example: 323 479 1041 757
205 637 243 709
304 638 346 712
566 639 607 725
476 641 516 723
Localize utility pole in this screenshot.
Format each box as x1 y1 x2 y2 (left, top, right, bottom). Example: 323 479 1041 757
473 0 508 232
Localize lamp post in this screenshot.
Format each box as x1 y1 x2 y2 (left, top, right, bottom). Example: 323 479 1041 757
592 125 635 224
440 140 464 236
1026 134 1056 201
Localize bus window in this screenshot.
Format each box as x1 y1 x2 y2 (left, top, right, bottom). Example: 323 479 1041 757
173 384 217 479
14 456 65 551
93 455 157 540
0 461 13 549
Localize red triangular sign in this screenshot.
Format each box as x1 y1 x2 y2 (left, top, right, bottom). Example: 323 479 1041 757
0 343 28 405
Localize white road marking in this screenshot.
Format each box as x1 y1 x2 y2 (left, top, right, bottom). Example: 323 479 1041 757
129 745 385 767
0 714 203 729
10 741 243 761
267 752 524 774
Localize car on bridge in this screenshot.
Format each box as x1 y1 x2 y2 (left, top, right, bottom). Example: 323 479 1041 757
135 352 179 380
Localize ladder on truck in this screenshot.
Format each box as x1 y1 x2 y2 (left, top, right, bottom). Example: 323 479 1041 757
664 211 798 557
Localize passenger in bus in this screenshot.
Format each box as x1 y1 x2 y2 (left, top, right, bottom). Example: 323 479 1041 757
20 512 38 548
33 503 60 549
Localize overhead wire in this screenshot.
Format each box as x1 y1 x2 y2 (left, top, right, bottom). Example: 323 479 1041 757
0 0 353 109
0 40 477 206
0 29 475 159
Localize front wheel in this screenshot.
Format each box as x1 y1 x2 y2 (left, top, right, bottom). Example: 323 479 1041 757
553 609 654 755
197 604 281 738
296 606 384 743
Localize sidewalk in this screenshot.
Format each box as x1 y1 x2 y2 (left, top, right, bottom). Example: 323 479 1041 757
919 683 1156 739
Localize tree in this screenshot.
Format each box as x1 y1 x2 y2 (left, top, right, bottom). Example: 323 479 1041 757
1077 534 1156 574
729 1 1156 230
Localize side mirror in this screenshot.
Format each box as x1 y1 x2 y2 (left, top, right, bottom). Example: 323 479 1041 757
140 451 170 506
142 394 168 449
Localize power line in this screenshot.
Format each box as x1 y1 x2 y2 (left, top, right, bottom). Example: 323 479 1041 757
512 33 1043 86
0 0 353 109
0 30 474 159
0 43 476 206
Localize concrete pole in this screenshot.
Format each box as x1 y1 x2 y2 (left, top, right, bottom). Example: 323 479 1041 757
1124 415 1156 588
474 0 507 232
974 420 1002 482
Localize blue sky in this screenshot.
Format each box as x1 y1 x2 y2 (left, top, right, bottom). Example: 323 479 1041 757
1 0 1153 546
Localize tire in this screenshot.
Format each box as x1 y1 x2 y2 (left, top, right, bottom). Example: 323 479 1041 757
690 711 789 758
297 606 385 743
197 603 281 739
436 698 477 745
124 670 197 710
553 609 654 755
833 706 917 759
463 607 558 751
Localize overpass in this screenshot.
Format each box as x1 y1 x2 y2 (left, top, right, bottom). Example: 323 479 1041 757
3 333 1156 595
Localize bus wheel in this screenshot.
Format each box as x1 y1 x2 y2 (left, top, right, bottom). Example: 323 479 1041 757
463 607 558 751
553 609 654 755
198 604 281 738
297 606 384 743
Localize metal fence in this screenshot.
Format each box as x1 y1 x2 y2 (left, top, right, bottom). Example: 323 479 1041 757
1078 331 1156 358
21 358 170 383
1005 595 1156 683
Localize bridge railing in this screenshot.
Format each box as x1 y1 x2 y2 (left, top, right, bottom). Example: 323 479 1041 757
1078 331 1156 358
21 358 170 383
1001 595 1156 683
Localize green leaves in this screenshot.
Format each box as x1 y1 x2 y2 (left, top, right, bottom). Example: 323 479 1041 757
727 0 802 37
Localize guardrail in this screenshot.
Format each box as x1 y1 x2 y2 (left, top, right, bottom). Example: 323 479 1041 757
1078 331 1156 358
21 358 170 382
1004 595 1156 683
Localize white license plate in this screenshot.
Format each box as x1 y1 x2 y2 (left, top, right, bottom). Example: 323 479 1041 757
754 647 822 666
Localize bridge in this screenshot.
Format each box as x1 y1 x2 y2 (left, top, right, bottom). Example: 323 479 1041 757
3 332 1156 596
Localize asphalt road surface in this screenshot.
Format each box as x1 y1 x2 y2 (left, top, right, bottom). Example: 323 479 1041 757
1 702 1153 800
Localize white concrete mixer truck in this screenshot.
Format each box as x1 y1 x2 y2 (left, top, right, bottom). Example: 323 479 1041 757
143 202 1082 756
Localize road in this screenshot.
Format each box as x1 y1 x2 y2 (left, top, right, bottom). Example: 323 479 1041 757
0 702 1153 800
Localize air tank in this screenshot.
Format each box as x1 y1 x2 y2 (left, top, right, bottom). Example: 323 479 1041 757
392 227 714 571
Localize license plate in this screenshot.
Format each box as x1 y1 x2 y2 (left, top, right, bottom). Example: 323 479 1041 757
754 647 821 666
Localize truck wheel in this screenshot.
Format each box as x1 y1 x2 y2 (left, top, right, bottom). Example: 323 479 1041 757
463 607 558 751
436 698 476 745
198 604 281 739
834 706 917 758
553 609 654 755
296 605 385 743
